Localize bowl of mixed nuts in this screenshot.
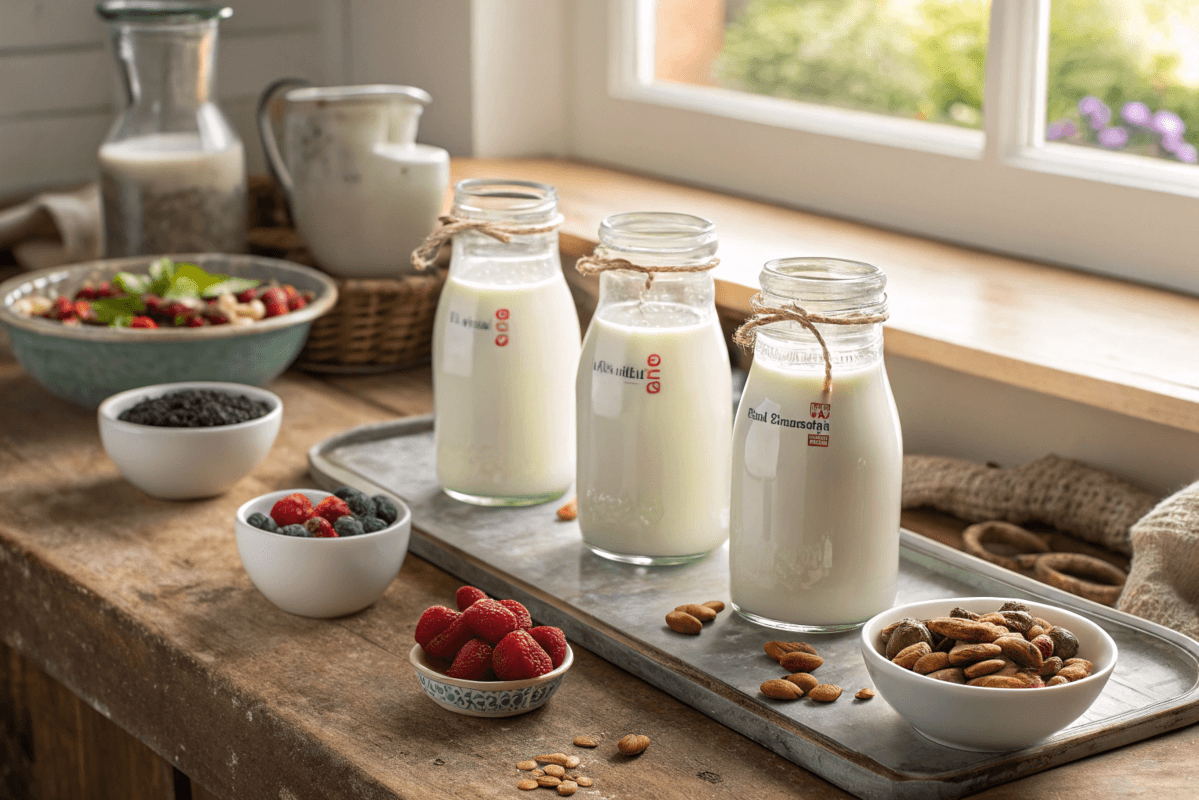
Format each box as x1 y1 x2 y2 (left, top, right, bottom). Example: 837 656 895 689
860 597 1117 752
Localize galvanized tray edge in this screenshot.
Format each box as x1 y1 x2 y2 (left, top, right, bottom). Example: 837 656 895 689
308 415 1199 800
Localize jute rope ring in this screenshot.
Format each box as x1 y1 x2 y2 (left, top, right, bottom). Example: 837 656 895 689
962 521 1051 571
1034 552 1127 606
411 214 564 272
574 249 720 291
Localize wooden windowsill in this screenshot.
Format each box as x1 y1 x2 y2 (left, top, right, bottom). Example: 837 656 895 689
451 158 1199 435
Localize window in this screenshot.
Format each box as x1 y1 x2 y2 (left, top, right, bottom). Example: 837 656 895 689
566 0 1199 294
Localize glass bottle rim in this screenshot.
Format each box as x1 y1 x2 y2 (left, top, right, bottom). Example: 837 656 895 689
598 212 717 258
96 1 231 22
452 178 559 224
760 257 887 311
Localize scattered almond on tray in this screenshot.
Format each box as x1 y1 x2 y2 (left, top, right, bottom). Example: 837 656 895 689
665 600 725 634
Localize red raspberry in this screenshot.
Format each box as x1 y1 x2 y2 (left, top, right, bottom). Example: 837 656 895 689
445 639 495 681
205 312 229 325
185 316 208 327
164 301 190 317
287 295 307 311
463 599 518 645
424 616 475 661
50 297 74 319
96 281 118 298
313 495 353 525
456 585 489 611
129 316 158 328
236 288 258 303
270 492 314 526
528 626 568 669
264 301 288 318
304 516 337 538
498 599 533 630
281 284 299 300
73 300 95 321
75 286 98 300
415 606 460 649
492 630 553 680
260 287 287 307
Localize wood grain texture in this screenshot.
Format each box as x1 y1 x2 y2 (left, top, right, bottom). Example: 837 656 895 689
448 158 1199 435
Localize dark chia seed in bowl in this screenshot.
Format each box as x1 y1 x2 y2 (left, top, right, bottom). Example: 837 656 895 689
118 389 273 427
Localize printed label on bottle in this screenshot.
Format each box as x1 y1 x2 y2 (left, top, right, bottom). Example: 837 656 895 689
744 401 831 447
442 305 511 376
590 353 663 418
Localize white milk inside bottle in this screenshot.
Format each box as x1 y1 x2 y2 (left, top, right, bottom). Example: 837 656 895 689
432 179 580 505
729 258 901 631
576 213 731 565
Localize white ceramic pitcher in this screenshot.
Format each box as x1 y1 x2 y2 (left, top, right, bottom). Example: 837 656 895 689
258 81 450 278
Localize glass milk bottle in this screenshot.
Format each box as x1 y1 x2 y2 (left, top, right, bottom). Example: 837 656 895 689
432 180 581 506
97 1 247 256
730 258 901 631
576 213 732 565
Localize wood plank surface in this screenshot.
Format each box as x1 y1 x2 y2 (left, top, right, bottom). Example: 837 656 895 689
447 158 1199 435
1 341 1198 798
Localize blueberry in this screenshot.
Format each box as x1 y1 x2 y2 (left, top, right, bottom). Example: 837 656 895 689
361 516 388 533
372 495 398 525
280 523 311 538
335 487 376 518
334 515 365 537
247 512 279 533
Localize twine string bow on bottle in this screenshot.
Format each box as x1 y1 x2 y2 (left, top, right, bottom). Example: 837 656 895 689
733 293 889 395
411 214 565 271
575 247 720 290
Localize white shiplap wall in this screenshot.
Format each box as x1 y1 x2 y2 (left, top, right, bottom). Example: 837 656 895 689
0 0 336 195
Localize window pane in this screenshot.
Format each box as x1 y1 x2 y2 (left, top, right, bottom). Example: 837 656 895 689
1046 0 1199 165
653 0 990 128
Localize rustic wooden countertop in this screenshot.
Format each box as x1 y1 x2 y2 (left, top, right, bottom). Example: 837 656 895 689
1 335 1196 798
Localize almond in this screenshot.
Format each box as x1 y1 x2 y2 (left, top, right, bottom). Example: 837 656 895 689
536 754 571 766
572 735 599 748
703 600 726 613
855 688 876 700
996 636 1044 670
666 611 702 635
537 776 562 787
927 617 1005 643
761 678 803 700
617 734 651 755
764 641 817 661
1063 658 1093 672
544 765 565 778
577 777 594 787
558 782 578 796
517 760 538 770
779 651 824 672
1027 625 1047 640
948 642 1002 665
967 674 1027 688
963 659 1006 679
557 498 578 521
518 779 539 790
675 603 717 622
1039 656 1063 677
891 642 932 670
1047 675 1070 686
1056 665 1089 682
808 684 842 702
913 651 951 674
926 667 966 683
532 770 544 777
784 673 819 694
563 756 580 769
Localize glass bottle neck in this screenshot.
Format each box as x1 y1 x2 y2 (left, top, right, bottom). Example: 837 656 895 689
111 19 217 113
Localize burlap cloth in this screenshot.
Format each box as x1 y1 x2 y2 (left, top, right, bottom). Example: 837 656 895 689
903 454 1199 640
0 184 102 270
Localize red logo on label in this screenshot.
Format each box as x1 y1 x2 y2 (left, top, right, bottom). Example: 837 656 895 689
495 335 508 347
496 309 509 320
496 322 509 332
810 402 831 420
808 434 829 448
646 353 661 394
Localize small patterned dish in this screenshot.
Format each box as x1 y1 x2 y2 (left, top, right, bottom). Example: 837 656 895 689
409 643 573 718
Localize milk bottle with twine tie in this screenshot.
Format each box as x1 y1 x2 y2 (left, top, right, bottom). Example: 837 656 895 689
575 212 732 565
418 179 580 506
730 257 901 631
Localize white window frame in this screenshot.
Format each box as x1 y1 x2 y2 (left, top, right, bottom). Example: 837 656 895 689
565 0 1199 294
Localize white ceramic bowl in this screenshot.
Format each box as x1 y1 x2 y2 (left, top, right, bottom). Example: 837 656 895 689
860 596 1117 752
98 381 283 499
409 642 573 717
235 488 411 618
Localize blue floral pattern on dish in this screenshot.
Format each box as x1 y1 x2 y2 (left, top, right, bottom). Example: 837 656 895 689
416 673 564 716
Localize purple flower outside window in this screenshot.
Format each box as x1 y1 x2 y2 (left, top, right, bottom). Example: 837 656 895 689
1079 95 1104 115
1162 132 1184 154
1121 101 1152 127
1047 120 1068 140
1097 127 1129 148
1176 143 1198 164
1062 121 1078 137
1153 110 1185 136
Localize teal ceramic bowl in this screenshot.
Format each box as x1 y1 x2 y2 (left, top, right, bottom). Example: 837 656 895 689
0 254 337 408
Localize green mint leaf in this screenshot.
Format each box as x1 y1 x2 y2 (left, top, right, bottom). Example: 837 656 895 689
201 276 260 297
148 257 176 296
91 295 145 326
113 271 150 295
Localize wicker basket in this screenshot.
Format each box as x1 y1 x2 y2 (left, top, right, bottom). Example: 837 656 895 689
246 177 445 371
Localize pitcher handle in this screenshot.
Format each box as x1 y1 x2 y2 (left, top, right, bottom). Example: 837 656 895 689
256 77 313 207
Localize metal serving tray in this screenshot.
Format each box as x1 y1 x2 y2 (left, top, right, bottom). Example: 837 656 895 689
309 415 1199 800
